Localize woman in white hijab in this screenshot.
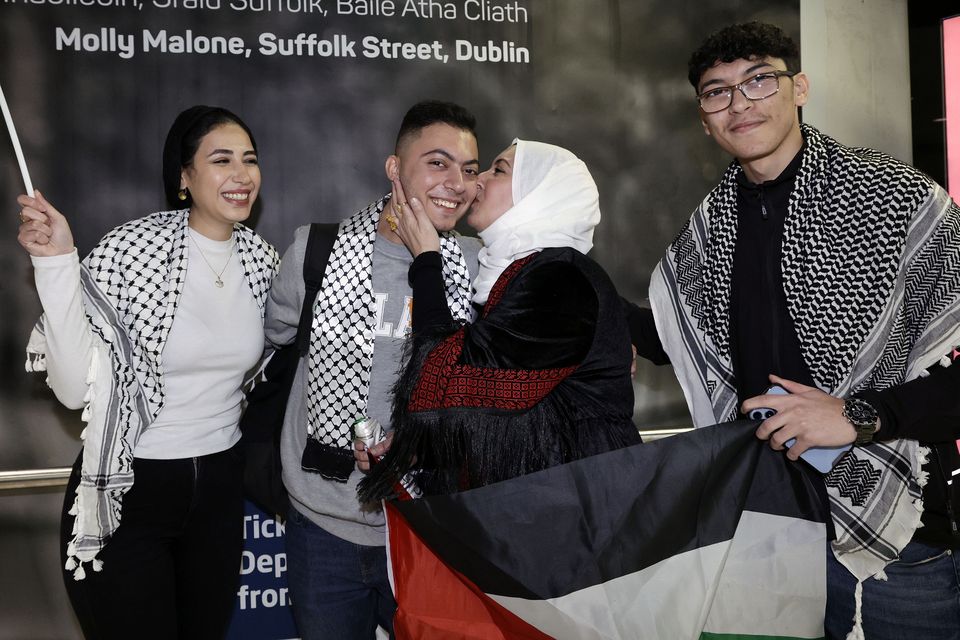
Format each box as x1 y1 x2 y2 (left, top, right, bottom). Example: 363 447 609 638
358 140 640 500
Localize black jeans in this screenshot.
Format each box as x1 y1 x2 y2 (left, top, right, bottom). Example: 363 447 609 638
60 445 244 640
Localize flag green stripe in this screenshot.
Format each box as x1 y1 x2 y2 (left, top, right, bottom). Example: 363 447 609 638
701 633 825 640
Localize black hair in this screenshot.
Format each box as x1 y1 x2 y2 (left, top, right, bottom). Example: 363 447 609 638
162 105 257 209
687 22 800 90
394 100 477 153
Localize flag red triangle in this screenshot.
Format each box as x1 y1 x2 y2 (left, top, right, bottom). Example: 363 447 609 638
386 502 554 640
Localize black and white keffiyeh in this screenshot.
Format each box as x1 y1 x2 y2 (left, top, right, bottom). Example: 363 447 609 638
302 196 473 482
25 209 279 578
650 124 960 598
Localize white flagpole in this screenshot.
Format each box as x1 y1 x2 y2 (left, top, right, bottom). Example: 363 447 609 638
0 81 35 196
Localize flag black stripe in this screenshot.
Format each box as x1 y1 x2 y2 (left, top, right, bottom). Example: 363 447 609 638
396 420 827 599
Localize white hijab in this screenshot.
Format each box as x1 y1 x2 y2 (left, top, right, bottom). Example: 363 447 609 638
473 139 601 304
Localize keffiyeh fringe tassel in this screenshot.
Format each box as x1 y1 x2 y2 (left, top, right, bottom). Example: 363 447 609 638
842 444 929 640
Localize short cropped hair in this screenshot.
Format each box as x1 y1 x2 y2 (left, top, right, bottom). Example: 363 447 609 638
395 100 477 153
687 22 800 89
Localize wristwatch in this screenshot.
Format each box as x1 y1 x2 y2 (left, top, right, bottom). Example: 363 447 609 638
842 397 879 445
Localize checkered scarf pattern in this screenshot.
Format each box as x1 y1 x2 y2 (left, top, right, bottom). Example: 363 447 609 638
649 124 960 584
26 209 279 578
303 197 472 481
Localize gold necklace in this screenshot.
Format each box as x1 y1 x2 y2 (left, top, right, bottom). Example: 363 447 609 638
189 232 234 288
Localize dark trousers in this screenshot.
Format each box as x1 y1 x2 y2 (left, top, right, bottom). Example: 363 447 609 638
60 445 244 640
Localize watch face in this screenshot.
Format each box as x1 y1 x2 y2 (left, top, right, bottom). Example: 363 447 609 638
845 399 878 443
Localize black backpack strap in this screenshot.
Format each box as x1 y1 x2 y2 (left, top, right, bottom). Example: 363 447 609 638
295 223 338 356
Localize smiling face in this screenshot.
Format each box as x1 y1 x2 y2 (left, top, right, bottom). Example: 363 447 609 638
386 122 479 232
181 123 260 240
467 144 516 232
697 56 808 183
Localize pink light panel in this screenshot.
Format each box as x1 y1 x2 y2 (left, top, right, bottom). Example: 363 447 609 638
945 16 960 200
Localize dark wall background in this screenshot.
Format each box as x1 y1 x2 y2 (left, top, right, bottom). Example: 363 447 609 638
0 1 798 636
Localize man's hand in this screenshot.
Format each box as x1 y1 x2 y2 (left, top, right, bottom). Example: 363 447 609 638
741 374 856 460
353 431 394 474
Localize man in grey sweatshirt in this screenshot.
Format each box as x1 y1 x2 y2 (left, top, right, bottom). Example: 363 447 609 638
264 101 481 640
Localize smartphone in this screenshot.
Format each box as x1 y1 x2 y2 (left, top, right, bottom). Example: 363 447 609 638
747 384 788 420
749 384 850 473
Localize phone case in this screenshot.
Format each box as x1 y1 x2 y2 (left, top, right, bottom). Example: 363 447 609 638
751 384 851 473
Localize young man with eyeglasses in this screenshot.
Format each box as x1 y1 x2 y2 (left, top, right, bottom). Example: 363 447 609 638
629 21 960 639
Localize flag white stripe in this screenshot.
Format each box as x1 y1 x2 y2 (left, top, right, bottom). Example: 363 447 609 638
489 511 825 640
703 511 826 637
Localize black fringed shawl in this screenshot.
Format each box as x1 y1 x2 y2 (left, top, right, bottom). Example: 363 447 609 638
359 247 640 501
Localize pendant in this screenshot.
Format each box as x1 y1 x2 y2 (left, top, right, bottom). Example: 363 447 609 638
215 278 224 288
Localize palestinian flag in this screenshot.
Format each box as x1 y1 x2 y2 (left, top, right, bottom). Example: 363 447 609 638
385 420 828 639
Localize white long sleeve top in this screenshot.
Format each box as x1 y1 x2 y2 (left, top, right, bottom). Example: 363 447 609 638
32 230 263 459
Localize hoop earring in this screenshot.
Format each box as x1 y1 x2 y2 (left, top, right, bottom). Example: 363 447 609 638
178 188 188 201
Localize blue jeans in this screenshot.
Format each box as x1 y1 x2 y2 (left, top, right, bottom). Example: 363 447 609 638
825 540 960 639
285 506 395 640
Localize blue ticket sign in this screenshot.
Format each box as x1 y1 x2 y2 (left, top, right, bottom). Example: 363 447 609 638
226 501 299 640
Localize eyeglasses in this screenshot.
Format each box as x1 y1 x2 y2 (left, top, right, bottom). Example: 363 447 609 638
697 71 797 113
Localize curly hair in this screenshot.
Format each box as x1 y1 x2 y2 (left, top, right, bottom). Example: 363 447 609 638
687 22 799 89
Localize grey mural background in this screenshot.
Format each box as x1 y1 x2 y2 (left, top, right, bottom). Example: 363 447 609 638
0 1 798 636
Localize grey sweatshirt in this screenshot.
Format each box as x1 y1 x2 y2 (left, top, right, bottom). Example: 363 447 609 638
264 221 479 545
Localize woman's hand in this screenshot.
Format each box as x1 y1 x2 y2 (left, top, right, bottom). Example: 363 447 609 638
17 191 75 257
389 178 440 257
